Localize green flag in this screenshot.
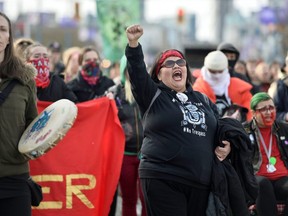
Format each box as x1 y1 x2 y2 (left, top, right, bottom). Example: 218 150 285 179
96 0 140 62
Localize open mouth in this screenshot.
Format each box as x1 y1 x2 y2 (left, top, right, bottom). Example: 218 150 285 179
173 71 182 81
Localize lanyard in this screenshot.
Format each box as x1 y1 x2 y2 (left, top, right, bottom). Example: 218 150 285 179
257 127 273 162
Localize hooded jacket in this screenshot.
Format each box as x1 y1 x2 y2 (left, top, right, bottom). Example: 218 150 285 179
0 64 38 177
126 44 219 188
192 76 253 120
217 42 249 83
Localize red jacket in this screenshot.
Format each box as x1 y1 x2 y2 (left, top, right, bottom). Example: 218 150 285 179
192 76 253 120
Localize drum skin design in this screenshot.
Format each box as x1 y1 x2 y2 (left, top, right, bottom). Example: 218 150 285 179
18 99 78 159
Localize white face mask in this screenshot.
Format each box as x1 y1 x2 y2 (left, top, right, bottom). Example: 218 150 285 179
207 71 224 81
201 67 231 98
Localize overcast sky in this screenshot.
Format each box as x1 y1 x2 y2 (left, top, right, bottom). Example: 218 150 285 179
145 0 268 21
2 0 269 42
3 0 269 21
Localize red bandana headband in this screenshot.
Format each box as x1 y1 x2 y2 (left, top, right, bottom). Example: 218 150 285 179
155 50 184 76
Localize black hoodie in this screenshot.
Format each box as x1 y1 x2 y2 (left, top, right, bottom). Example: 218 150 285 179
126 43 219 188
217 42 249 83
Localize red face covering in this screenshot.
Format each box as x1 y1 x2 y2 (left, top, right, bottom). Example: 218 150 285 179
80 60 101 85
29 58 50 88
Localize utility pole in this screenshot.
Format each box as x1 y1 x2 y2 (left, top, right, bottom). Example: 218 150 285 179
215 0 233 43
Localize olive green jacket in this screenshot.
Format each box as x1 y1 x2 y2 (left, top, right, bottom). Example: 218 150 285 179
0 64 38 177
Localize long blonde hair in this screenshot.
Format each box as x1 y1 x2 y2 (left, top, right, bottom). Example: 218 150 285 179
124 75 135 104
120 55 135 104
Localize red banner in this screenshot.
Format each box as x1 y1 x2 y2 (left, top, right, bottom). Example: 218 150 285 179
30 98 125 216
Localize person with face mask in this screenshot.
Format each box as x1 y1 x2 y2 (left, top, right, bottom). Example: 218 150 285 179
67 46 115 102
217 42 250 83
243 92 288 216
66 46 116 215
193 50 253 122
24 43 78 103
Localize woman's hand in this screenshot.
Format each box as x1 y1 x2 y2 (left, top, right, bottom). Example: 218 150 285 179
105 92 115 100
215 140 231 161
126 24 143 48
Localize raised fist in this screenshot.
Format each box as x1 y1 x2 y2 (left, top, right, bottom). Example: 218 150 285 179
126 24 143 47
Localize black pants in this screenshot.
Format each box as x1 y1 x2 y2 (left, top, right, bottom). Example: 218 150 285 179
0 173 31 216
141 178 209 216
0 196 31 216
256 175 288 216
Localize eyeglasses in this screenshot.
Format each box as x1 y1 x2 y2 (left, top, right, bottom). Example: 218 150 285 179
255 105 275 114
161 59 186 68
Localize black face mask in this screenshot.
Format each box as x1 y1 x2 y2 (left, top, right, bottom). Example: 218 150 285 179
228 60 237 71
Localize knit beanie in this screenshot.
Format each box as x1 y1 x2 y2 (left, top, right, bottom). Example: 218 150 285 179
250 92 272 111
120 55 127 85
204 50 228 71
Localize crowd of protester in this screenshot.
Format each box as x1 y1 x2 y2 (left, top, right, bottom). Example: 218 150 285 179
190 40 288 216
1 10 288 215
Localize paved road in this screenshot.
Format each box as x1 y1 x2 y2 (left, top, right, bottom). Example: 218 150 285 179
115 194 143 216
